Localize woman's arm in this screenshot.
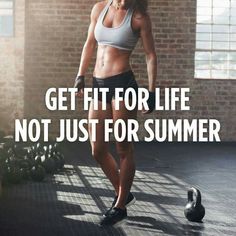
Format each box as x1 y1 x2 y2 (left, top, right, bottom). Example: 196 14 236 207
76 3 101 76
139 14 157 92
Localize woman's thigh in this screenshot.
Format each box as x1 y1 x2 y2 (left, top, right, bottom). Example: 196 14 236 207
88 100 113 153
111 99 137 155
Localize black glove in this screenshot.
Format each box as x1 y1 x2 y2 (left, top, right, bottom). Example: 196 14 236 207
74 75 85 92
147 91 155 113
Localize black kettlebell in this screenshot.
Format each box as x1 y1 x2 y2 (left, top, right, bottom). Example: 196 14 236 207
184 187 205 222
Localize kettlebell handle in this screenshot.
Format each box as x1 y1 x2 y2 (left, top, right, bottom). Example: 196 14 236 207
187 187 202 207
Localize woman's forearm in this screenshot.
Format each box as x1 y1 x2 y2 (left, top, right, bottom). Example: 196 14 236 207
77 41 96 77
146 53 157 92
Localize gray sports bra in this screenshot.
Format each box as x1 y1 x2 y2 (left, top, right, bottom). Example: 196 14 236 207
94 0 139 51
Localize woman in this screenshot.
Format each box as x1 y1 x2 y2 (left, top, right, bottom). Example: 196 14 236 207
74 0 157 226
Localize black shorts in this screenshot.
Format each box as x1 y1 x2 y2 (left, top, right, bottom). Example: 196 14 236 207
92 70 139 104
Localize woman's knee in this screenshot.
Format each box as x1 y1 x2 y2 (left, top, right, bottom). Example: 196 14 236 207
116 142 134 159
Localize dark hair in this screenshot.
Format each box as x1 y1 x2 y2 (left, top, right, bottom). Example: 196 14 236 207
134 0 148 14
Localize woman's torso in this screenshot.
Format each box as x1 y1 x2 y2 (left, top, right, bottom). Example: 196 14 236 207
93 0 140 78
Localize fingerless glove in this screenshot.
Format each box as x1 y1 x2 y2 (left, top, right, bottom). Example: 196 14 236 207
147 91 155 113
74 75 85 92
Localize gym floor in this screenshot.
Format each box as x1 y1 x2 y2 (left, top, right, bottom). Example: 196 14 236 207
0 142 235 236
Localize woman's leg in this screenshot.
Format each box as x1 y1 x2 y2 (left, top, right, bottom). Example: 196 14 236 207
111 99 137 209
88 99 120 195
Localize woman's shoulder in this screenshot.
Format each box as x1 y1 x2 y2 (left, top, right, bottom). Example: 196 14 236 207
91 1 108 20
133 8 149 20
91 1 108 18
92 0 108 11
132 9 151 27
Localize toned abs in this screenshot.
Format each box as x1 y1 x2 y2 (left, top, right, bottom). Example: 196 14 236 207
92 0 144 78
94 45 132 78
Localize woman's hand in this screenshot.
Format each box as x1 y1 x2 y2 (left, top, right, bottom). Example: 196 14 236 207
74 75 85 98
142 91 155 114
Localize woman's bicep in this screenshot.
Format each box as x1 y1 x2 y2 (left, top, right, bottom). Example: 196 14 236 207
84 3 101 46
85 21 97 47
140 15 156 56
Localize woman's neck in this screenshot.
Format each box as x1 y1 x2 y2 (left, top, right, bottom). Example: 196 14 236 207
112 0 133 10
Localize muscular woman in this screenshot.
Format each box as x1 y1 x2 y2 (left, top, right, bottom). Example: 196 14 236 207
74 0 157 226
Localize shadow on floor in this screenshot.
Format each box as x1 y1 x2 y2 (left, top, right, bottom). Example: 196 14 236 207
0 142 235 235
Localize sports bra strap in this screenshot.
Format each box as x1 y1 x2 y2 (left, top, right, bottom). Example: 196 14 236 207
99 0 113 21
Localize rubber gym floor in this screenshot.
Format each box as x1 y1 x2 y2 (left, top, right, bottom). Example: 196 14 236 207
0 142 235 236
